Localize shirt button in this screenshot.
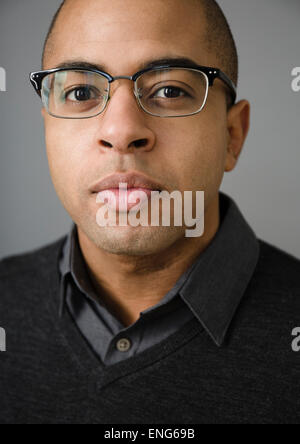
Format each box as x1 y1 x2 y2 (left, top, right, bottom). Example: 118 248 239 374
116 338 132 352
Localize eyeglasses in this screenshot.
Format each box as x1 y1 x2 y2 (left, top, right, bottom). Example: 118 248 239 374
30 64 236 119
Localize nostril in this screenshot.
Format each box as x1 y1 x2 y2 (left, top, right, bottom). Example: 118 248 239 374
100 140 113 148
100 138 148 149
134 139 148 148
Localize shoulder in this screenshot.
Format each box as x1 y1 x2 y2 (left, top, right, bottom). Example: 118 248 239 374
0 236 67 280
226 240 300 386
254 238 300 295
233 238 300 350
0 236 67 312
0 236 67 333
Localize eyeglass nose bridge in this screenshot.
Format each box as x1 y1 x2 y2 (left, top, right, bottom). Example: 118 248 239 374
107 75 142 100
110 75 134 82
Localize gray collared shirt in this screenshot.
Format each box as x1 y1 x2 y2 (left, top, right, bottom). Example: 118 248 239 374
58 191 260 366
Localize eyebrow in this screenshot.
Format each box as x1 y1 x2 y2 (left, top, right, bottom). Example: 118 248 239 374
53 56 202 73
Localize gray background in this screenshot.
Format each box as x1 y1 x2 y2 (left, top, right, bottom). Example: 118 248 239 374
0 0 299 260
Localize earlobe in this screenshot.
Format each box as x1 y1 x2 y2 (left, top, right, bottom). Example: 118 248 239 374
225 100 250 172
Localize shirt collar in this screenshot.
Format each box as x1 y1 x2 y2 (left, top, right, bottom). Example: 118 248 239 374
58 191 260 346
58 222 96 317
179 191 260 346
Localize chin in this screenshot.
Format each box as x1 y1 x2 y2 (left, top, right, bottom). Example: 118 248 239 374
87 224 184 257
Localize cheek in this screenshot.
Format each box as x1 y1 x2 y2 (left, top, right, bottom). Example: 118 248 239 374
194 120 228 186
159 112 228 192
44 118 95 204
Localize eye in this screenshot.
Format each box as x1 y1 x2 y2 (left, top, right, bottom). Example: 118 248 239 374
152 86 188 99
65 86 99 102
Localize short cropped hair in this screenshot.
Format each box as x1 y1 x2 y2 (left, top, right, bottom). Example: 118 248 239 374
42 0 238 87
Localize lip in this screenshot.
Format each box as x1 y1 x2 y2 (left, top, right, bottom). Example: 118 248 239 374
90 172 164 194
96 187 160 212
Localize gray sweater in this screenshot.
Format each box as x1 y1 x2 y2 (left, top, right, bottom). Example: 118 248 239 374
0 235 300 424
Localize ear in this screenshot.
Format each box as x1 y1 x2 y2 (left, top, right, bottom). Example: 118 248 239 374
41 107 46 118
225 99 250 172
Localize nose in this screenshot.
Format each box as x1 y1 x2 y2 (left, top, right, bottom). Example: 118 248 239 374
96 82 156 154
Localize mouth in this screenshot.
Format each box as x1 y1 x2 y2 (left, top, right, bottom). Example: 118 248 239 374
91 172 163 192
90 171 163 212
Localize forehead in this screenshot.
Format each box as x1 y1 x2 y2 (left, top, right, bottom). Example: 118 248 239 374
45 0 214 72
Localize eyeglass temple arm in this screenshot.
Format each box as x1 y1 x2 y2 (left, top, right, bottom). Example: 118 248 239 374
217 70 237 104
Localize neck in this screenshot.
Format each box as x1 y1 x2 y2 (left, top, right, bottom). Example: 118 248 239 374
77 193 220 327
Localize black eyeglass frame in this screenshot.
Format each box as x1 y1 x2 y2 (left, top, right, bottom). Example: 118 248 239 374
29 63 237 117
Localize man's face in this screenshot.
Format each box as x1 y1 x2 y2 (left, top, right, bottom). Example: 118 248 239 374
43 0 230 255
